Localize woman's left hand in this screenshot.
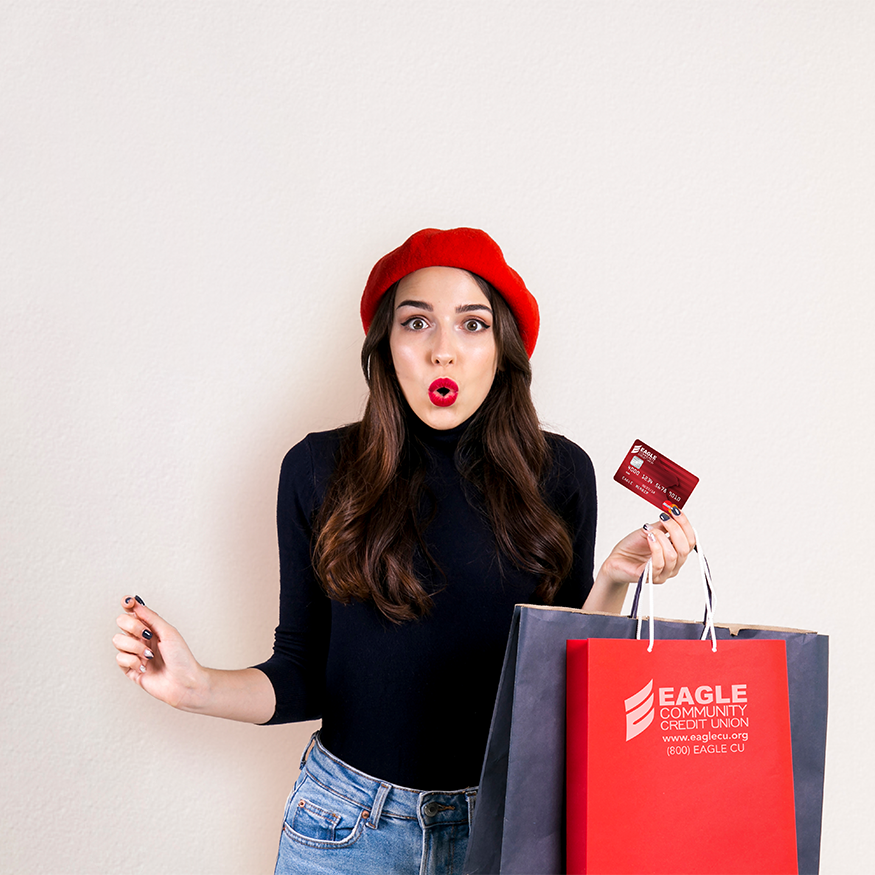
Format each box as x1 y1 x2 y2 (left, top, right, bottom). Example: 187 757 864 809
607 506 696 586
583 507 697 613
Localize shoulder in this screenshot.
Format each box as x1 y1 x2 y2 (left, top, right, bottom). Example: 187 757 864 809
541 431 597 510
281 425 351 469
279 425 355 509
543 431 596 484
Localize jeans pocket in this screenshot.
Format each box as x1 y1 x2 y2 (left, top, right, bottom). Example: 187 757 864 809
282 775 366 848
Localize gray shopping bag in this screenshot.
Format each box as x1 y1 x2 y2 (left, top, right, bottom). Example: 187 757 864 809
464 603 828 874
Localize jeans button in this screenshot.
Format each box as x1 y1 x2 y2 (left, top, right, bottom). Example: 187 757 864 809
423 802 441 817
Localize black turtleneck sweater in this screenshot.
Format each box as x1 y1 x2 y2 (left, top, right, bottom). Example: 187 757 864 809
254 416 597 790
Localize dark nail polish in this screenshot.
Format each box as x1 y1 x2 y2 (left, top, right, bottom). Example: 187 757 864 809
134 595 146 606
659 512 670 522
671 505 682 516
144 649 154 659
124 597 132 605
642 523 650 531
142 629 153 640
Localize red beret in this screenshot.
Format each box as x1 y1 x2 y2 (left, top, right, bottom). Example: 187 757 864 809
360 227 539 357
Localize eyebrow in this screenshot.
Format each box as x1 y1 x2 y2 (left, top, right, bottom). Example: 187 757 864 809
395 299 493 315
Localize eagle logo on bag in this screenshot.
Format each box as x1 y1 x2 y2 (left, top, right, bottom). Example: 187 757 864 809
624 679 655 741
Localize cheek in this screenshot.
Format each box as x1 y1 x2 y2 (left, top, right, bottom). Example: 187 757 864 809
477 343 499 382
389 337 418 387
388 332 405 367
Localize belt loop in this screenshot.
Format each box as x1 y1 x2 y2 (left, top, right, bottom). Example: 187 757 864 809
466 788 477 830
299 732 318 772
366 782 391 830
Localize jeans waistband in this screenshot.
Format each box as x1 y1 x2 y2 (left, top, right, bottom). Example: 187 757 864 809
299 732 477 830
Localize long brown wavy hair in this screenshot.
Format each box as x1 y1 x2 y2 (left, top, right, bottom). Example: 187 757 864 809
312 274 574 622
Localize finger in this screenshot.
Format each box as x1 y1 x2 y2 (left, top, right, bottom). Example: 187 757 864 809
112 631 154 656
121 594 146 613
661 506 697 551
112 631 156 660
650 526 685 583
119 596 176 645
116 650 147 676
656 511 693 558
115 612 155 642
642 522 676 575
646 529 668 578
127 599 174 642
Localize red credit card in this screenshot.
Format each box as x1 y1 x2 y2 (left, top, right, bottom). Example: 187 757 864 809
613 439 699 512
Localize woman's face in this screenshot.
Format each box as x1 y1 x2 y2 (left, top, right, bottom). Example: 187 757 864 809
389 266 499 430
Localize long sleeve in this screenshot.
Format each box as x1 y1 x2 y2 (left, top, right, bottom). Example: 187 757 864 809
252 430 343 724
544 432 598 608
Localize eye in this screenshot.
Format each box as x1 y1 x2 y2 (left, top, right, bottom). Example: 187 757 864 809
463 318 489 332
401 317 429 331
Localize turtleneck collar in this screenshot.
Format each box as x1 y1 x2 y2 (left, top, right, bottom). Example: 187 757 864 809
405 401 476 451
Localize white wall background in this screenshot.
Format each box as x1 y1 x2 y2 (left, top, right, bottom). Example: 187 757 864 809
2 2 872 872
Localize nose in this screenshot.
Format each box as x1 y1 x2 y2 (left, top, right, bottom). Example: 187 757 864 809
431 323 457 366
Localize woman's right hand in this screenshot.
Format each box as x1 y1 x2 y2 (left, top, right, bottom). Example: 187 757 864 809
113 596 208 711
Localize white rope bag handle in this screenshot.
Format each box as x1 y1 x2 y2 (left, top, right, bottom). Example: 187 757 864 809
635 528 717 652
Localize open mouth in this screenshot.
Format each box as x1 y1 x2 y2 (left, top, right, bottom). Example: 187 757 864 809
428 378 459 407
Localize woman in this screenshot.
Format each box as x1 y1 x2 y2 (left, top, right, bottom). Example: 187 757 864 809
113 228 695 874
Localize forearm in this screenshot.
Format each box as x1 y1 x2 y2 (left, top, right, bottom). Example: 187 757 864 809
178 666 277 724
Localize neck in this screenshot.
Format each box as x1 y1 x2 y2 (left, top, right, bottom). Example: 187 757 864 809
405 402 475 449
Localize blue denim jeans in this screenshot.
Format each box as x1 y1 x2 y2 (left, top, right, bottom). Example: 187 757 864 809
274 733 477 875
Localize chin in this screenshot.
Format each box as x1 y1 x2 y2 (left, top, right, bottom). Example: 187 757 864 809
418 407 464 430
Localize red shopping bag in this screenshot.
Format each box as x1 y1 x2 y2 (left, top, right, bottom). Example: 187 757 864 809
567 637 798 875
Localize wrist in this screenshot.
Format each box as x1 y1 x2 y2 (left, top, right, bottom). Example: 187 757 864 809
595 555 636 590
585 562 633 615
174 663 212 714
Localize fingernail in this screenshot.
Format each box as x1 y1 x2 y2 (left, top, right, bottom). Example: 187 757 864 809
144 649 154 659
648 532 656 542
124 597 132 605
134 595 146 606
659 512 670 522
142 629 153 640
642 523 651 531
671 505 682 516
139 665 146 673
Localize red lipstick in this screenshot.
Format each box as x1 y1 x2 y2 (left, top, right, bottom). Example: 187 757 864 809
428 378 459 407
